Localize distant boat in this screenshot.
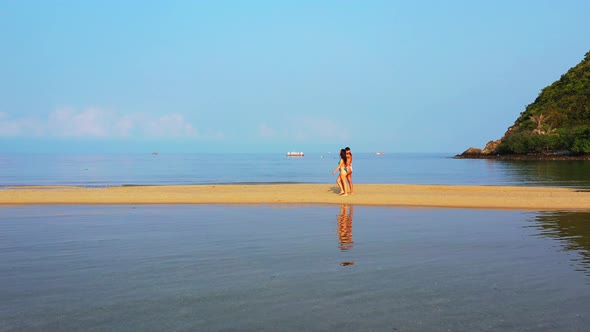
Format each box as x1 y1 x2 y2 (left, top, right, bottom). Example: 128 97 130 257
286 152 304 157
375 151 384 155
152 152 159 156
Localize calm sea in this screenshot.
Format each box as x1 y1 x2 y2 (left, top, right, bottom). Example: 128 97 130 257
2 153 590 331
2 152 590 187
1 205 590 331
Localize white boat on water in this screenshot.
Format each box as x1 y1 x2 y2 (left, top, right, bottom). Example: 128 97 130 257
286 152 304 157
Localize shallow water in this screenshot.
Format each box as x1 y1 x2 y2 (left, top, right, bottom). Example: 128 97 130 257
1 205 590 331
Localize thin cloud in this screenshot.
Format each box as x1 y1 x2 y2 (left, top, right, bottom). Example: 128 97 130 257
0 108 203 139
48 108 111 137
292 115 350 141
257 116 349 141
258 123 276 139
143 113 198 138
0 112 45 136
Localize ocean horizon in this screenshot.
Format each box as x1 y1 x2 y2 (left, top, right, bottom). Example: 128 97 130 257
2 152 590 188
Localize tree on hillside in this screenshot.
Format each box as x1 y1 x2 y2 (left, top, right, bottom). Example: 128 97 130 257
529 113 553 135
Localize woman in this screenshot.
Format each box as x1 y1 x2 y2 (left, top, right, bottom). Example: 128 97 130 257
332 149 350 196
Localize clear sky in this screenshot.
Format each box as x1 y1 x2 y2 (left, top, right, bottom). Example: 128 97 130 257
1 1 589 154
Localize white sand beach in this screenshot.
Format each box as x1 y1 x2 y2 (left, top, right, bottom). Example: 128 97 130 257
1 184 589 210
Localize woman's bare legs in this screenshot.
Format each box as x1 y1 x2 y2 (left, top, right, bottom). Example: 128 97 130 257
340 171 350 195
336 175 345 194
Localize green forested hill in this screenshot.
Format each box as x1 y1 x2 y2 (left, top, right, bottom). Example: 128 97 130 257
496 51 590 155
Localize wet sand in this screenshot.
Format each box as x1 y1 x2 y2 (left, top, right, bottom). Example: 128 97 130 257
1 184 589 210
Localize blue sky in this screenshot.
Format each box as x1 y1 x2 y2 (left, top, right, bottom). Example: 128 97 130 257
1 1 589 154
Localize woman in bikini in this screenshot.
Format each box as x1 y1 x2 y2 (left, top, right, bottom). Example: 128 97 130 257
332 149 350 195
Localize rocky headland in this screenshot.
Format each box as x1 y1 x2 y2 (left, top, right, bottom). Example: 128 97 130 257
456 51 590 160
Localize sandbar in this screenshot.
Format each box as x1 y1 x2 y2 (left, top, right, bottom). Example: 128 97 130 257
1 184 589 210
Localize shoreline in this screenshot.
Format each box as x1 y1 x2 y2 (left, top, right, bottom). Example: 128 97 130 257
454 154 590 160
1 184 589 211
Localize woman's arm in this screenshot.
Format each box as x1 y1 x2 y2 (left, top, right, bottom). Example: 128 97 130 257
332 159 343 174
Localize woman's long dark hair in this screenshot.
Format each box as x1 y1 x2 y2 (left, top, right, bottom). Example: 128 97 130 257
340 149 347 164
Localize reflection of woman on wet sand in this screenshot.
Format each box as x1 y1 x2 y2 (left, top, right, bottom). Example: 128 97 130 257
337 205 354 251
